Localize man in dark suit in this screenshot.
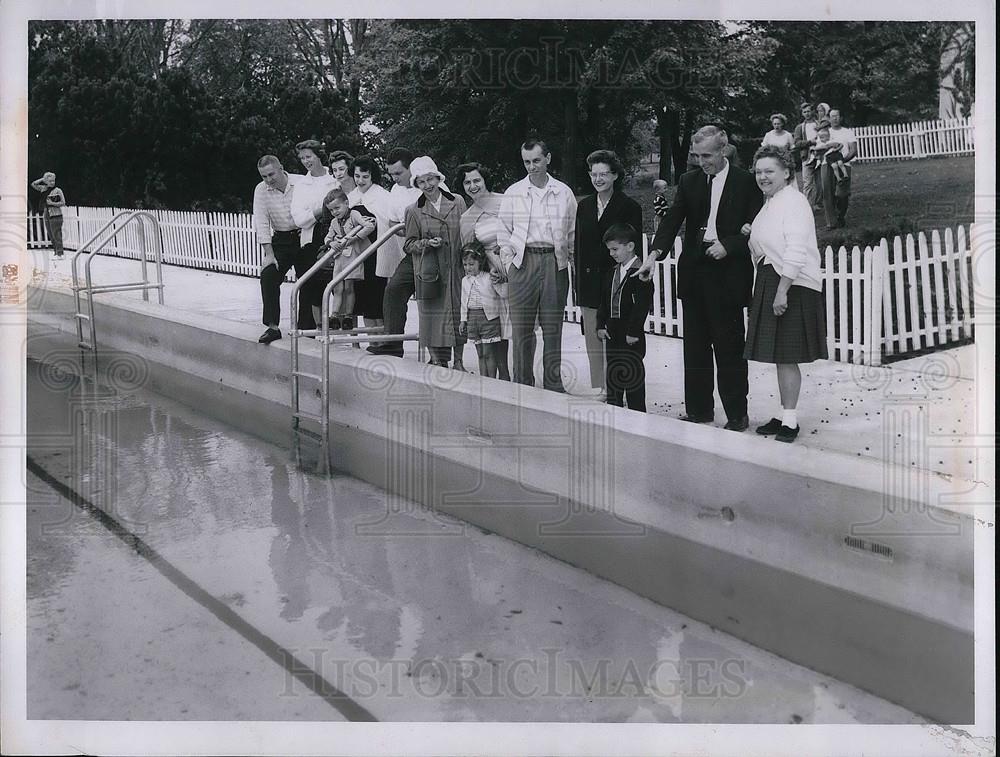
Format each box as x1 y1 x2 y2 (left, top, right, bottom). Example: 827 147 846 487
574 149 644 398
596 223 653 412
636 125 763 430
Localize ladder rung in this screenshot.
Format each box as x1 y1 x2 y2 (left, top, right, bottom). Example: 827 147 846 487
74 312 91 320
77 342 95 350
293 410 324 422
293 425 324 440
292 370 322 382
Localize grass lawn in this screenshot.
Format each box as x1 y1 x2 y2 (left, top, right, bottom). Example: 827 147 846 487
625 155 975 249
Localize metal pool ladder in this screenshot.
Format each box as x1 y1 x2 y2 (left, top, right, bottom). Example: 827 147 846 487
289 222 419 473
71 211 165 353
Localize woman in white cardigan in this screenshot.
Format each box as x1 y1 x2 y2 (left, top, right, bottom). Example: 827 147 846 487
744 145 828 442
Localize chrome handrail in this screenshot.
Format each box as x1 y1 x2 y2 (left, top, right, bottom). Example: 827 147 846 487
289 222 408 472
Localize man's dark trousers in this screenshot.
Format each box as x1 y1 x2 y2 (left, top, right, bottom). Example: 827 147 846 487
680 270 749 421
381 254 415 357
260 230 315 330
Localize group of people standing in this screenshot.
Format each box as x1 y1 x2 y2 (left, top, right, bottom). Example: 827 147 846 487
254 121 832 441
770 102 859 230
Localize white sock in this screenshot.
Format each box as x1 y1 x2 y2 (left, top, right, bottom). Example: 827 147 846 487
782 408 798 429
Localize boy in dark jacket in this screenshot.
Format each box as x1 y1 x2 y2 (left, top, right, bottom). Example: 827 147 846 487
596 223 653 412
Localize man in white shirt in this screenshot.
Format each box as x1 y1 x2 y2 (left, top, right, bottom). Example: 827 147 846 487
380 148 425 357
252 155 306 343
497 138 578 391
823 109 858 229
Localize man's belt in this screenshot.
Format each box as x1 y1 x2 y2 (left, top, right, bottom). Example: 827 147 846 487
525 245 555 253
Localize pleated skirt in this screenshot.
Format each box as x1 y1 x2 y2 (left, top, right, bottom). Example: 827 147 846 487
744 263 828 364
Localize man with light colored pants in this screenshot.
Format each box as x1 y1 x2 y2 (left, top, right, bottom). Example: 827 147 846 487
792 103 819 206
498 139 578 392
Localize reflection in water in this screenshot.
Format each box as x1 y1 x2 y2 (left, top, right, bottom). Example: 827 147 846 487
25 357 924 723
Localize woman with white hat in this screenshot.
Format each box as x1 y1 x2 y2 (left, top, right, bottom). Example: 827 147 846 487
402 156 468 367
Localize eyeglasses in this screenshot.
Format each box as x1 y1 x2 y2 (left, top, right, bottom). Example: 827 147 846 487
589 172 614 180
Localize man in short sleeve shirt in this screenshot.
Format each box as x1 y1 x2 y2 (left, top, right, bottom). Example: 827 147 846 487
823 109 858 228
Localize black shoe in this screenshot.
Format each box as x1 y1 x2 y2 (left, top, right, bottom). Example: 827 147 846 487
341 316 355 331
680 413 714 424
366 344 385 354
755 418 783 435
328 316 341 331
258 328 281 344
775 425 800 443
724 415 749 431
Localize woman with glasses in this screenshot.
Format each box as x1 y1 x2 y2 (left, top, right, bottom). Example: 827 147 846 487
573 150 644 399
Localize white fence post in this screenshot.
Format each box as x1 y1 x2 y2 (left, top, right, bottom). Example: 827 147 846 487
864 240 886 366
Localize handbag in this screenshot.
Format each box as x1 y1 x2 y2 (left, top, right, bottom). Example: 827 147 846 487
413 243 442 300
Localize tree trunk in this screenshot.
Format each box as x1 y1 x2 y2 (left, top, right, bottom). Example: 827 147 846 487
562 94 578 190
657 106 672 183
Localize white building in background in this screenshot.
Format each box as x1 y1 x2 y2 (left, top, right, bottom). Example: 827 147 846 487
938 22 974 120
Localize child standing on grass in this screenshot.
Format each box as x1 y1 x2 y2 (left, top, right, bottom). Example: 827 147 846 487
459 243 508 380
315 187 375 331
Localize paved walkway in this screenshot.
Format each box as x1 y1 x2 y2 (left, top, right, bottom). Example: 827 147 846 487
31 251 980 481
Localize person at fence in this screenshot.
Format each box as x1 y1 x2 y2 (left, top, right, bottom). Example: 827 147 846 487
792 103 820 208
313 187 375 331
596 223 652 412
652 179 669 219
403 156 467 368
457 162 511 381
252 155 307 344
761 113 795 152
820 109 858 230
636 125 763 430
347 155 392 335
743 145 827 443
574 149 644 400
289 140 339 330
30 171 66 258
328 150 356 196
497 137 577 392
459 242 509 380
379 148 452 358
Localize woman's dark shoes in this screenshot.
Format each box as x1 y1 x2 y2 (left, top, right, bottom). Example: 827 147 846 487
724 414 749 431
775 425 800 443
755 418 783 435
328 316 341 331
258 327 281 344
340 316 355 331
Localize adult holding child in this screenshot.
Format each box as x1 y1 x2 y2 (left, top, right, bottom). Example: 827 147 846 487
744 145 828 442
457 161 511 381
403 156 467 368
290 139 339 329
30 171 66 258
574 149 644 399
347 155 392 332
819 109 858 230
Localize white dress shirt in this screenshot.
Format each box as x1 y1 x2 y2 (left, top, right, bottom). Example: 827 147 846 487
704 159 730 242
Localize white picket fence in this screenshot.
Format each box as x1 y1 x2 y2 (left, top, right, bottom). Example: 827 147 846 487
852 117 974 163
28 208 976 365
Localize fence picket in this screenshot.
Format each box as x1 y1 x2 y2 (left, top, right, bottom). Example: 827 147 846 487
913 230 932 347
929 229 948 347
850 246 863 363
956 225 973 339
904 235 922 352
941 228 962 343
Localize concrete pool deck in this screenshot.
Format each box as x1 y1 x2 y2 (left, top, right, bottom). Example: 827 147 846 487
29 251 982 482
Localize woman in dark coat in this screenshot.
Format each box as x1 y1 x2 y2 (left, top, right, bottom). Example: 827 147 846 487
573 149 644 397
